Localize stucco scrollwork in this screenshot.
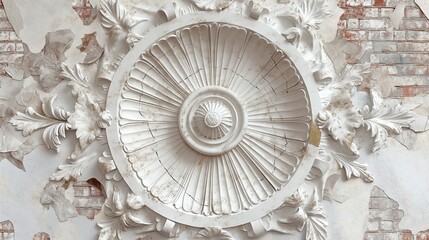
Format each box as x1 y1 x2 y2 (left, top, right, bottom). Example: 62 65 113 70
0 0 423 239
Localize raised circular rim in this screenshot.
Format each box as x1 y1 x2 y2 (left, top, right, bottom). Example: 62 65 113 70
106 11 321 228
179 86 247 155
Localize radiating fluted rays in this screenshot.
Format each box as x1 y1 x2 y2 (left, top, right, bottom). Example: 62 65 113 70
140 55 190 99
179 25 211 87
121 123 181 152
228 35 277 93
131 58 187 102
239 57 302 103
122 90 179 113
133 141 200 203
231 146 276 201
180 157 210 214
246 89 310 120
240 136 297 181
126 76 183 107
119 99 177 124
247 121 310 142
213 25 248 87
245 130 307 158
116 23 314 217
150 36 198 94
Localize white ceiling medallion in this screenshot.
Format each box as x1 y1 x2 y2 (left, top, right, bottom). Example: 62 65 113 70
1 0 421 239
106 18 319 228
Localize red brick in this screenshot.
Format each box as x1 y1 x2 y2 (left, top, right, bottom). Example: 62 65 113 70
400 230 414 240
343 30 367 41
400 19 429 30
399 86 429 97
360 19 391 29
405 7 424 18
417 230 429 240
394 31 406 41
0 42 13 52
396 65 428 75
379 8 394 17
341 7 365 19
406 31 429 41
364 232 384 240
338 19 347 30
374 0 385 6
368 31 394 41
365 8 380 18
33 232 51 240
0 220 14 232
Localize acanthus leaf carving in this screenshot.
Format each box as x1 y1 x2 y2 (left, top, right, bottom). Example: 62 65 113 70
61 63 112 149
1 0 427 239
320 63 371 106
194 227 234 240
100 0 147 35
317 98 362 155
320 134 374 182
362 90 416 152
50 134 107 181
191 0 232 11
96 182 167 240
98 150 122 182
304 194 328 240
98 0 149 81
316 64 372 155
294 0 329 30
60 63 106 107
279 189 328 240
68 102 111 149
10 95 71 152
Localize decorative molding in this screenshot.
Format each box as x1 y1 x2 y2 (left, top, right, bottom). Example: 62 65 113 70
108 22 314 227
0 0 425 239
362 90 416 152
10 95 71 153
194 227 234 240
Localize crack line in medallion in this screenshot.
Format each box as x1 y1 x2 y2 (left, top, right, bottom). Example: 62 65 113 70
114 22 312 219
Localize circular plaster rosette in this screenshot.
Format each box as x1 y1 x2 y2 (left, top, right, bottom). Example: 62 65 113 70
107 13 320 228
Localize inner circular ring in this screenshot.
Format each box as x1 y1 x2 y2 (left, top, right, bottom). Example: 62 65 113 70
179 86 247 156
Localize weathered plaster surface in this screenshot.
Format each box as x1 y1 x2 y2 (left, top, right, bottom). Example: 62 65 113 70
0 0 429 239
0 140 99 239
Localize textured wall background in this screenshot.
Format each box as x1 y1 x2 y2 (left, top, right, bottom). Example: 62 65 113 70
339 0 429 98
0 0 428 239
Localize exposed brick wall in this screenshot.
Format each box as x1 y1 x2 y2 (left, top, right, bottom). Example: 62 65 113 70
33 232 50 240
416 230 429 240
364 186 429 240
364 186 406 240
0 220 14 240
339 0 429 97
0 0 23 76
0 0 428 238
72 178 106 220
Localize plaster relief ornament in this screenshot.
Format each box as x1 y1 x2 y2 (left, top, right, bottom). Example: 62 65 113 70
0 0 424 239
